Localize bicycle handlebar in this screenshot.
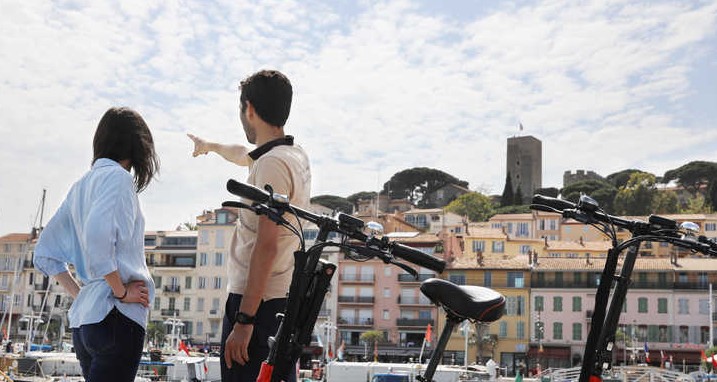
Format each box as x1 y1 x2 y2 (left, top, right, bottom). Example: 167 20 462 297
530 194 717 257
225 179 446 273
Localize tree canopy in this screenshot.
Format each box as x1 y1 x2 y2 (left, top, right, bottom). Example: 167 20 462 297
561 179 618 212
613 172 658 215
445 192 495 222
605 169 647 189
663 161 717 196
310 195 353 213
500 172 514 207
346 191 378 210
382 167 468 208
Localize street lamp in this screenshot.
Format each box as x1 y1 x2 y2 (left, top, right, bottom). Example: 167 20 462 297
163 315 185 353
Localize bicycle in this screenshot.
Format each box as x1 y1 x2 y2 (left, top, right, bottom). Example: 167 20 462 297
223 179 507 382
530 194 717 382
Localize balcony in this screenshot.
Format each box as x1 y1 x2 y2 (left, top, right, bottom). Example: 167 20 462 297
208 309 221 318
339 274 375 282
163 285 181 293
34 284 50 292
397 296 431 305
398 274 435 283
338 296 375 304
674 282 711 290
161 309 180 316
337 317 373 326
396 318 434 327
585 310 593 323
24 260 33 268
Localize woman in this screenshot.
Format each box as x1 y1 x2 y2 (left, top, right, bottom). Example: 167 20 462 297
34 107 159 381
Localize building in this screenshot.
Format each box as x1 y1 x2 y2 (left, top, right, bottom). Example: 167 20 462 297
506 136 542 204
563 170 604 188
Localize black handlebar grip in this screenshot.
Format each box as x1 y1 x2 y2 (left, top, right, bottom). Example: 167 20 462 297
532 194 576 211
391 243 446 273
227 179 270 203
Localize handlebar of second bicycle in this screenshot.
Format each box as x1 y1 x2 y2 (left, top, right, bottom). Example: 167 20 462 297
225 179 446 273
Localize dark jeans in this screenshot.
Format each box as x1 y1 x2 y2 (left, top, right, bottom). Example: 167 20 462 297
220 293 296 382
73 308 145 382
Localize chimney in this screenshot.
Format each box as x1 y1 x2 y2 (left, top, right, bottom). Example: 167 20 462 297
543 236 549 248
586 253 592 265
477 252 484 267
579 236 584 246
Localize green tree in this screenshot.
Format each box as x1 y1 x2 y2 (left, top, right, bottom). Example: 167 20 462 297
147 321 167 348
561 180 617 212
606 169 646 189
500 173 514 207
346 191 378 211
493 205 532 215
709 182 717 210
651 190 680 214
613 173 657 215
382 168 469 208
663 161 717 196
360 330 384 361
681 194 712 214
445 192 495 222
310 195 353 213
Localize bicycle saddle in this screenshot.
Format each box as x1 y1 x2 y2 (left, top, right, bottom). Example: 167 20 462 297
420 278 505 322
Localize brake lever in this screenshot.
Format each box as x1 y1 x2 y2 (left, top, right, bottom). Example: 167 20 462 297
391 260 419 279
222 200 254 210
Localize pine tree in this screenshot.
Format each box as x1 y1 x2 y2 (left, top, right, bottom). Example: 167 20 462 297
514 184 524 205
501 173 514 207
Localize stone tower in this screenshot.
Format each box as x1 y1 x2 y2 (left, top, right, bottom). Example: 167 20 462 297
506 135 542 203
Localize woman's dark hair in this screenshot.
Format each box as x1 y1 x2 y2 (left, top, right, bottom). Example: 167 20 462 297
92 107 160 193
239 70 292 127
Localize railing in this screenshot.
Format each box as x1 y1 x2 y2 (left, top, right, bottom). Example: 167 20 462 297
338 296 375 303
397 296 432 305
398 274 435 282
34 284 49 291
161 309 179 316
163 285 181 293
318 309 331 317
337 317 373 326
396 318 434 327
541 365 693 382
339 274 375 282
208 309 221 317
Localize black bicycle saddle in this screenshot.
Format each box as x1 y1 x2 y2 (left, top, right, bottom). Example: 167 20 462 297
420 278 505 322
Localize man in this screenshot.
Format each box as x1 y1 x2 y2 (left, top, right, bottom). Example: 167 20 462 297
188 69 311 381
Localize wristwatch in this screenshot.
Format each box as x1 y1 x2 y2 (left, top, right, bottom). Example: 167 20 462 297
234 311 256 325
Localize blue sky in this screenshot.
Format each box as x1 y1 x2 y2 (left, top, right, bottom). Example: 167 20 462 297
1 0 716 234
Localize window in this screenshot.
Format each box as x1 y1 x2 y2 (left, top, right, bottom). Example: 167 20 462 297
216 230 225 248
574 273 582 285
678 298 689 314
384 267 391 276
572 323 582 341
214 277 222 289
658 298 668 314
553 322 563 340
534 296 544 312
154 297 160 310
212 298 220 311
472 241 485 253
519 245 531 254
549 220 557 230
198 277 206 289
553 296 563 312
484 272 492 287
200 230 209 245
706 223 716 231
196 321 204 336
183 297 191 311
214 252 224 266
499 322 508 338
507 272 524 288
153 276 162 288
383 288 390 298
449 273 466 285
517 321 525 339
555 272 564 287
383 310 389 320
638 297 648 313
200 253 208 266
197 298 204 312
516 222 529 237
185 276 192 289
505 296 524 316
572 296 582 312
700 299 710 315
492 241 504 253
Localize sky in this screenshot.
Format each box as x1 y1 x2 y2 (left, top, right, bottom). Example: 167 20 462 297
1 0 716 234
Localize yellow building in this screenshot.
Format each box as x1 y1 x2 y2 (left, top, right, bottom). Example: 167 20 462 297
440 254 531 376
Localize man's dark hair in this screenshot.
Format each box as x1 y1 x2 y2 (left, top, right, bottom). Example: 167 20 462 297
240 70 293 127
93 107 160 193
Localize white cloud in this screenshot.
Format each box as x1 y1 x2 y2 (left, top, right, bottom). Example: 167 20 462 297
1 0 716 234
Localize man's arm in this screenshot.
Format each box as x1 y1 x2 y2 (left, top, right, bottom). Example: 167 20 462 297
54 271 81 299
187 133 251 166
224 215 280 367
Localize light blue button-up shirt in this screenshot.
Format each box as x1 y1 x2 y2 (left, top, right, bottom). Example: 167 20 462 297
34 158 154 329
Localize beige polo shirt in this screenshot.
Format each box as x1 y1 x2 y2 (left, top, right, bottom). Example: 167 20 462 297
227 140 311 300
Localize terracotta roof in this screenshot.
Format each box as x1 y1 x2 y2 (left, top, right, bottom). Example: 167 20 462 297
0 233 31 242
532 257 675 271
489 213 533 221
671 257 717 271
450 253 531 270
465 227 507 238
543 240 612 251
394 232 441 244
